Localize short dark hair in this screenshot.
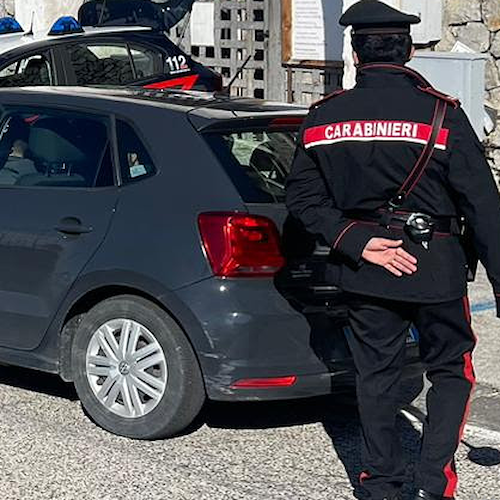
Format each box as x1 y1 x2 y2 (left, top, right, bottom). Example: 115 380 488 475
352 33 413 65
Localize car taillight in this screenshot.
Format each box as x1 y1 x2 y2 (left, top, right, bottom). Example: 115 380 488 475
198 212 285 278
231 376 297 389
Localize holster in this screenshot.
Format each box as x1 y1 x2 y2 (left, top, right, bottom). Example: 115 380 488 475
460 220 478 282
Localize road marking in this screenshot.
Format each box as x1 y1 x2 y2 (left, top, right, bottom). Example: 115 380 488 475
465 424 500 444
471 301 495 314
402 407 500 443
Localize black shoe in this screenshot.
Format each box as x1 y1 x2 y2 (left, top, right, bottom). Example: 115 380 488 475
413 489 454 500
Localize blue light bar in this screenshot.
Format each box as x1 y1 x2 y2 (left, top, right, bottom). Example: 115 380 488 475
0 17 24 35
48 16 84 36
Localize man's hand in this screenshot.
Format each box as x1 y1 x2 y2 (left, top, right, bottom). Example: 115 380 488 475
362 238 418 277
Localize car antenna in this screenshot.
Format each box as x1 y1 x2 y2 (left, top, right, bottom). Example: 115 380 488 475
176 12 191 52
221 54 253 96
98 0 108 27
24 11 35 36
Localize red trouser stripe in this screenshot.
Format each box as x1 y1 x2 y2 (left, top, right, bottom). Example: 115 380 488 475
443 298 477 497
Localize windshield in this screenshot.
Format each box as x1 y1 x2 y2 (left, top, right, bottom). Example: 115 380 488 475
205 128 299 203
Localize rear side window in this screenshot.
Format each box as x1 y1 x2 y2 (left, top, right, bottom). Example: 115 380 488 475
68 41 181 85
69 43 135 85
205 129 299 203
129 44 162 80
0 109 114 188
0 53 53 87
116 120 156 184
134 35 194 77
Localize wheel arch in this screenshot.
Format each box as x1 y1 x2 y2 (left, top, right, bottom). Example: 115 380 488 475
57 276 211 383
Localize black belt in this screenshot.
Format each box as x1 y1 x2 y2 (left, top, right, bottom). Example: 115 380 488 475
345 210 459 234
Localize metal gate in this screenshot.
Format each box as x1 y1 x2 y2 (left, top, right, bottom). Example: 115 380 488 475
171 0 343 104
172 0 270 99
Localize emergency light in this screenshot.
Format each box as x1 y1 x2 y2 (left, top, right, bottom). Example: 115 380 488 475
48 16 84 36
0 17 24 35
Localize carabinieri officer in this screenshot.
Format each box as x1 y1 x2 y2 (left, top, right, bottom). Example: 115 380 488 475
285 1 500 499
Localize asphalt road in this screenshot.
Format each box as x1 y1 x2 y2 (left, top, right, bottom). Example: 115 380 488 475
0 268 498 500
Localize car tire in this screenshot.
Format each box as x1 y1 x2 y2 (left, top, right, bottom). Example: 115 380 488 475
72 295 205 440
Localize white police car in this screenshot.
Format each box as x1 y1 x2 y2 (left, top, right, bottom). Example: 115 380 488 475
0 10 221 91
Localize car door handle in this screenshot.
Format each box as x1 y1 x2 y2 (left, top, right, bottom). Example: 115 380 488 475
55 217 94 235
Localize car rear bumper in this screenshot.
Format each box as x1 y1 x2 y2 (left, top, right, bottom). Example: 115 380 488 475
175 278 425 402
200 351 423 402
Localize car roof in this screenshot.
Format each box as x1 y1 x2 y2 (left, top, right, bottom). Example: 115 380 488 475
0 26 153 56
0 86 307 127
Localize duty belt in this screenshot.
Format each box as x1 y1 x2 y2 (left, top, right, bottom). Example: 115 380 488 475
345 210 459 235
345 211 461 249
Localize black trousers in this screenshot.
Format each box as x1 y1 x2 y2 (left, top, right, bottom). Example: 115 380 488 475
345 294 476 499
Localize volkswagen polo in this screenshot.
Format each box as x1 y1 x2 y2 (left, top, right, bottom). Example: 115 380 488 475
0 86 422 439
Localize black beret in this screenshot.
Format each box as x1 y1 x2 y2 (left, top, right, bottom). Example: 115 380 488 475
340 0 421 35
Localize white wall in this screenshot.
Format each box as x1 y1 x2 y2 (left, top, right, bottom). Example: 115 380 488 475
14 0 85 33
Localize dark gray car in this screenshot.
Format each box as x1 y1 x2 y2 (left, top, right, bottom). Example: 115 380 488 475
0 87 422 439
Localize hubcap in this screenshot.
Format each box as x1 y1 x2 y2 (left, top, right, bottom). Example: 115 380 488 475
85 319 168 419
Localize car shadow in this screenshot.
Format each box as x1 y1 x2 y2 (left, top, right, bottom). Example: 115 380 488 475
202 387 422 499
201 376 500 499
203 390 358 430
0 364 78 401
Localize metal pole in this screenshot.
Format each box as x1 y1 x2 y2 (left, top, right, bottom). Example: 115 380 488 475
286 65 293 103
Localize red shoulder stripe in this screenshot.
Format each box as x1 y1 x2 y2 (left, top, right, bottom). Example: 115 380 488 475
418 86 460 109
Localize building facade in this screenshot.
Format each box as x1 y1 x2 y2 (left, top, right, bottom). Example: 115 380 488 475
170 0 343 105
174 0 499 173
8 0 500 172
14 0 83 31
0 0 14 18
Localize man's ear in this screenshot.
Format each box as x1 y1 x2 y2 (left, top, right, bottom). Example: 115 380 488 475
408 45 416 61
353 51 360 65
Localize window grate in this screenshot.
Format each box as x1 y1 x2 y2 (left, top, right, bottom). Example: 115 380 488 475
171 0 268 99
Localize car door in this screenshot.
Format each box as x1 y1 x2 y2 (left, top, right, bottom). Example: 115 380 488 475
60 33 219 91
0 104 118 350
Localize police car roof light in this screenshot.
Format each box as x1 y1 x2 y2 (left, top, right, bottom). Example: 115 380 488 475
0 17 24 36
48 16 84 36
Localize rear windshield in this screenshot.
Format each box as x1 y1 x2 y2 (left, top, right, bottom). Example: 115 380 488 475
204 128 299 203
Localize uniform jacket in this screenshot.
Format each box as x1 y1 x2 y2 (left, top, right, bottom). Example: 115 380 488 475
285 64 500 315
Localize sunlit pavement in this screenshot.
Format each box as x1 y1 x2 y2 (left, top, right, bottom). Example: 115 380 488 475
468 266 500 434
0 269 496 499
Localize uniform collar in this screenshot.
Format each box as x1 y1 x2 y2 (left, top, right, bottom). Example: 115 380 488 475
355 64 420 89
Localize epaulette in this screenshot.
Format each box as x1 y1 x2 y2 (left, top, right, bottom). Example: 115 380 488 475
310 89 348 109
417 86 461 109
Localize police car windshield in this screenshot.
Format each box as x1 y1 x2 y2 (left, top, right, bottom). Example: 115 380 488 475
205 128 299 203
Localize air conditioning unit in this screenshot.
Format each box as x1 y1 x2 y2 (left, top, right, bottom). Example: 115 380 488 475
409 52 488 139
